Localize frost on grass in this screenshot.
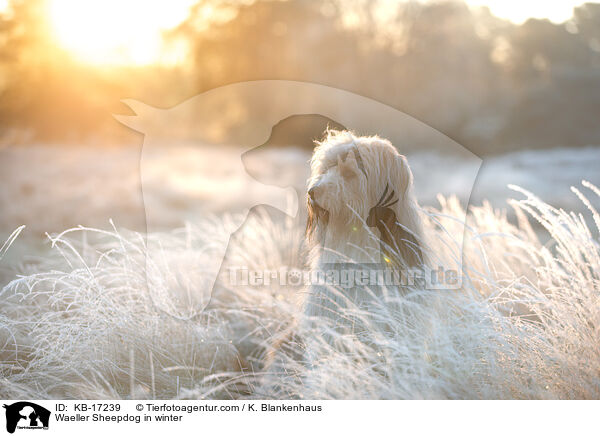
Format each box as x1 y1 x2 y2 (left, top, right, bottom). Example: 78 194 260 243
1 183 599 399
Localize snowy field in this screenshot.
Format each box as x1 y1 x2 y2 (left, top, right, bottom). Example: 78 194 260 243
1 143 598 235
0 143 599 399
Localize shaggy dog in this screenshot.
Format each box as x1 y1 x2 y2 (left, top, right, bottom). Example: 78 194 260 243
304 130 425 321
259 131 425 395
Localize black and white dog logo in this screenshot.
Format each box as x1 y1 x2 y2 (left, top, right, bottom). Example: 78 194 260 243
3 402 50 434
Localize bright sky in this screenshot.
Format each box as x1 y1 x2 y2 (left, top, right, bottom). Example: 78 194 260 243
465 0 587 24
47 0 197 66
0 0 591 66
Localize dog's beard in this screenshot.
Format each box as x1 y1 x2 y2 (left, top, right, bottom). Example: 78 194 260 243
306 197 329 242
307 192 425 267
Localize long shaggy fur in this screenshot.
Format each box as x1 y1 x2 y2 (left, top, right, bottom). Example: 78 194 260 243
304 130 425 321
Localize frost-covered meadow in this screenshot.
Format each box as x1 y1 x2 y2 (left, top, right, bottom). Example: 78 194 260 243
1 143 599 399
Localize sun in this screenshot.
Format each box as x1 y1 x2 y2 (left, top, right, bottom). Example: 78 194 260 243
48 0 196 66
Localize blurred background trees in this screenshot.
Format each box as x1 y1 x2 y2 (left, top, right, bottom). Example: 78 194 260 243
0 0 599 154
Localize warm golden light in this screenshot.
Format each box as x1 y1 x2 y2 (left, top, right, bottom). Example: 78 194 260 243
44 0 588 67
48 0 195 66
465 0 585 24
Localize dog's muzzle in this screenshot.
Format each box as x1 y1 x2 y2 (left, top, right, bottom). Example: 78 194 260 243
307 186 329 225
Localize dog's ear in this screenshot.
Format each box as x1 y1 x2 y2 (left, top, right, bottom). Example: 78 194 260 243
378 216 424 268
391 153 413 198
379 152 424 267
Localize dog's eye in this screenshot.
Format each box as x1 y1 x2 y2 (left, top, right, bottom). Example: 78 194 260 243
339 165 357 179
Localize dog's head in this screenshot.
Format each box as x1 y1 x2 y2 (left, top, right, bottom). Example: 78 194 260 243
307 130 424 266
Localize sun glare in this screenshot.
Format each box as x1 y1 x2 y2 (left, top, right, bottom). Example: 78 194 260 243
48 0 196 66
46 0 586 66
